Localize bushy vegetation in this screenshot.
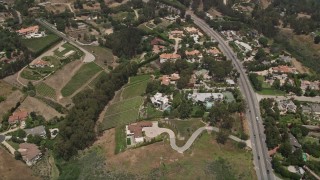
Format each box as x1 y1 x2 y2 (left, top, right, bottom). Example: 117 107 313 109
55 62 138 160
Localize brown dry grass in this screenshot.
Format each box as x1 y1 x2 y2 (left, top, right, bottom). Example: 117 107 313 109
95 129 256 179
292 58 311 74
0 91 24 121
0 148 40 180
0 80 14 97
45 4 69 14
20 96 63 120
260 0 271 9
44 60 83 105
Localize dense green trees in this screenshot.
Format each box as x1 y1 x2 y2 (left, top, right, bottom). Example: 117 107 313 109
105 28 144 58
55 62 138 160
248 73 262 91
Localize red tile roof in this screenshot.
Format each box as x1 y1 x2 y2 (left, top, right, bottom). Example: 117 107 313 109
160 53 181 59
151 38 165 45
16 25 39 35
128 121 152 138
185 50 200 56
8 109 28 124
19 143 41 162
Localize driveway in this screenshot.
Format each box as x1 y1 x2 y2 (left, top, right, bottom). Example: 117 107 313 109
0 135 5 143
143 122 246 153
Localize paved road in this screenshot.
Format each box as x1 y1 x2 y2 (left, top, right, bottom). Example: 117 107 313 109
144 122 246 153
187 11 274 180
256 94 320 103
35 19 95 63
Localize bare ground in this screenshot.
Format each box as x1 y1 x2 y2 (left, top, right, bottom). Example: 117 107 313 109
0 91 24 120
0 148 40 180
292 58 311 74
3 71 25 88
20 96 63 120
94 129 183 175
260 0 271 9
0 80 14 97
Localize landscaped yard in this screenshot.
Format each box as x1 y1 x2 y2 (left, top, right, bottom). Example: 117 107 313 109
21 34 61 55
115 126 127 154
256 75 286 95
61 62 102 97
36 82 56 99
102 96 143 130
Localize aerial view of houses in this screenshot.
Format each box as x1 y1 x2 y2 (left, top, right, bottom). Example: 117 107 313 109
0 0 319 180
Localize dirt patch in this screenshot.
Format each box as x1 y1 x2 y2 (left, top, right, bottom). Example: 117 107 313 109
44 60 83 104
292 58 311 74
0 148 40 180
107 0 129 7
20 96 63 120
45 4 69 14
208 8 222 18
260 0 271 9
0 91 24 120
3 71 25 88
297 13 311 19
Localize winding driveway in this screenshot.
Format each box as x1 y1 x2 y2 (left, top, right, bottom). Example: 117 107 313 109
143 122 247 153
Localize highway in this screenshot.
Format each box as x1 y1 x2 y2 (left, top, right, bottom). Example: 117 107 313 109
187 11 274 180
35 18 95 63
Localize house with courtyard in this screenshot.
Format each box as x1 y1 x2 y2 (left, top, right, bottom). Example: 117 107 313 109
29 59 50 68
207 47 221 57
159 53 181 63
18 143 42 166
185 50 203 63
301 80 320 92
150 92 171 111
16 25 39 36
160 73 180 86
188 93 224 110
24 125 46 138
277 100 297 115
8 109 29 125
170 30 184 38
126 121 153 145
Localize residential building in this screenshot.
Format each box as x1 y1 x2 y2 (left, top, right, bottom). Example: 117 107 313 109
126 121 153 144
302 103 320 117
184 27 203 36
185 50 203 63
288 133 302 152
150 92 171 111
277 100 297 114
159 53 181 63
152 45 165 54
16 25 39 35
226 79 235 85
18 143 42 166
188 93 224 103
194 69 211 80
150 37 165 46
160 73 180 86
271 65 298 74
301 80 320 91
24 125 46 138
29 59 50 68
8 109 28 125
207 47 221 56
170 30 184 37
234 40 252 52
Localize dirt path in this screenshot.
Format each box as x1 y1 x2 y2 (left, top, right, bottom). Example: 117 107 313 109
69 70 103 98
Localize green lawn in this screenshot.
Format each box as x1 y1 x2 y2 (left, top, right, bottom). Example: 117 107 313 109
36 82 56 99
61 62 102 97
83 46 114 69
115 126 127 154
88 71 107 88
21 34 61 54
7 140 19 150
258 88 286 96
102 97 143 130
279 114 302 125
20 68 45 80
122 75 150 99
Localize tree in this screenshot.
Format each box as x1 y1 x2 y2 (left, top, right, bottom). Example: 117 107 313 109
14 151 22 160
249 73 262 91
255 48 266 61
178 100 192 119
288 149 304 166
16 129 27 138
279 141 291 158
272 79 281 89
258 37 268 47
216 130 229 144
314 36 320 44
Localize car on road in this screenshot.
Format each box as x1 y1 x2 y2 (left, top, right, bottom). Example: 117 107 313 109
258 156 260 160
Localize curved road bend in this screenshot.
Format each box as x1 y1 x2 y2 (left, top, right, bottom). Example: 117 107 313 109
35 19 95 63
187 11 274 180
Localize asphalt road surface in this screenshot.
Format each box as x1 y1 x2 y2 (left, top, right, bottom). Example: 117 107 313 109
35 19 95 63
187 11 274 180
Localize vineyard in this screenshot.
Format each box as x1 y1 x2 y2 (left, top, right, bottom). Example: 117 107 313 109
36 82 56 99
